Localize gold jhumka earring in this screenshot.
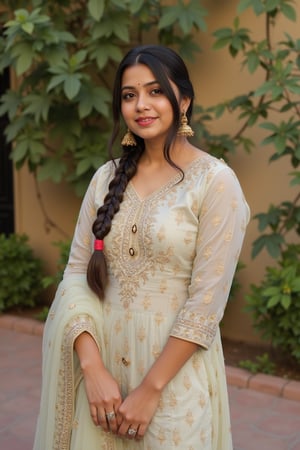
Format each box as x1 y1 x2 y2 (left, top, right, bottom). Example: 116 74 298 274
177 111 194 137
121 129 137 146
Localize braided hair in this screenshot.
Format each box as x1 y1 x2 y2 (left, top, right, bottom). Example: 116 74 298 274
87 45 195 299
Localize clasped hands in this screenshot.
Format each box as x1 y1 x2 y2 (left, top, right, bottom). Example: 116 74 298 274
84 365 161 441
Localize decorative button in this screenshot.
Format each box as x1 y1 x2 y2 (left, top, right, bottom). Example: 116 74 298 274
129 247 135 256
132 224 137 233
122 357 130 366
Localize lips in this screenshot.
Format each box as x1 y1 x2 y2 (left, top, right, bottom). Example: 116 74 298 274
135 117 157 126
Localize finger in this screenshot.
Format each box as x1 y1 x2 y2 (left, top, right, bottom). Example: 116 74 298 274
90 405 98 427
127 425 138 440
105 409 118 433
117 421 129 437
135 425 143 441
135 424 146 439
97 410 107 429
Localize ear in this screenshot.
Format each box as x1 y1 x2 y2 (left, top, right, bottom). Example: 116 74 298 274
179 96 191 113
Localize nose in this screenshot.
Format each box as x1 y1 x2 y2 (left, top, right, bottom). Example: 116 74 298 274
135 93 150 111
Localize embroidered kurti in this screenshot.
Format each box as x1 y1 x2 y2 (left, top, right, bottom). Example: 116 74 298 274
33 154 250 450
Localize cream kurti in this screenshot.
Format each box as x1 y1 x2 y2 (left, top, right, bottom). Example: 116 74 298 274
33 154 250 450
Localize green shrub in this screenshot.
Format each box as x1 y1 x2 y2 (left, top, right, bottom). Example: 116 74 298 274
42 238 71 289
239 353 276 375
246 245 300 362
0 233 44 312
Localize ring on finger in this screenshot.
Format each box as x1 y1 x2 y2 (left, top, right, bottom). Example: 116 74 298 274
106 411 116 421
127 427 137 437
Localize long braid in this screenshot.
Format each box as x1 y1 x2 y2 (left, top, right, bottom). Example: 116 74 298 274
87 146 143 299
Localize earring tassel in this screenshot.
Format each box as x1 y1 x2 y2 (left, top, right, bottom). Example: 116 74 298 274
121 129 137 146
177 112 194 137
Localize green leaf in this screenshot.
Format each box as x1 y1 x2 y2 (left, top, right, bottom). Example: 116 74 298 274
158 8 178 29
128 0 144 14
263 286 281 296
290 171 300 186
291 278 300 291
70 50 87 68
265 0 280 12
11 42 34 75
287 84 300 95
265 234 284 258
12 140 29 163
280 3 296 21
38 158 67 183
63 74 81 100
23 94 51 123
0 91 21 120
76 158 92 176
213 28 233 40
237 0 253 14
159 1 207 33
252 233 284 258
267 295 280 308
21 22 34 35
88 0 105 21
29 140 46 163
90 43 122 69
47 74 66 92
213 37 233 50
254 80 273 97
247 51 260 73
78 85 110 119
260 122 278 132
45 47 69 66
4 117 28 143
280 294 291 310
57 31 77 43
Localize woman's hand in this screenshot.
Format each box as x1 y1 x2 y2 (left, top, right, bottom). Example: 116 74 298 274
74 331 122 433
116 380 161 440
116 336 198 440
82 362 122 433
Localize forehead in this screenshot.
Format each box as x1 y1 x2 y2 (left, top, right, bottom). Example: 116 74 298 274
121 64 156 87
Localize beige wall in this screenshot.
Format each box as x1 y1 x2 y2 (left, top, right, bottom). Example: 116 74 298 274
13 2 300 343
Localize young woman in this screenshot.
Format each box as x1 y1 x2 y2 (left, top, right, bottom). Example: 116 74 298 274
33 45 250 450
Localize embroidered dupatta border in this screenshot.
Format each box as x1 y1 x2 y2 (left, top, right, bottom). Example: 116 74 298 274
53 314 100 450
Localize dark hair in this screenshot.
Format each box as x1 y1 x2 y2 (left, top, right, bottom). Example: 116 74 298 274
87 45 195 299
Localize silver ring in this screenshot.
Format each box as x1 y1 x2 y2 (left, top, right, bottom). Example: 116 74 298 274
128 427 137 436
106 411 115 421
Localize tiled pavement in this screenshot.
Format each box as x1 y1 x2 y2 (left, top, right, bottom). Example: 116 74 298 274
1 315 300 450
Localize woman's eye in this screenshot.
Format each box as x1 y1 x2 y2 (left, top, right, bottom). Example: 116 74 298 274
151 88 162 95
122 92 135 100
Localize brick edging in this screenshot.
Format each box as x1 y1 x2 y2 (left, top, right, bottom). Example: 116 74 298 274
1 314 300 402
0 313 44 336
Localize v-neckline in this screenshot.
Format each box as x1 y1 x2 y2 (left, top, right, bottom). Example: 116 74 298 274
128 155 206 202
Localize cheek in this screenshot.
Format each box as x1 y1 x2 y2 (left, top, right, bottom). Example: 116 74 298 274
121 102 132 120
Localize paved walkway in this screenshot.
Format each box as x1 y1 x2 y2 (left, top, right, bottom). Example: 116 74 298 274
1 315 300 450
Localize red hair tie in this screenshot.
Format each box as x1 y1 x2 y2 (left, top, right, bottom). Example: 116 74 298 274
94 239 104 251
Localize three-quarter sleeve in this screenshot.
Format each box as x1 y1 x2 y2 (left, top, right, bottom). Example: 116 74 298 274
170 164 250 349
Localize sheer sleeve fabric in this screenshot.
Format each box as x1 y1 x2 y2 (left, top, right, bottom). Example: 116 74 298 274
170 164 250 349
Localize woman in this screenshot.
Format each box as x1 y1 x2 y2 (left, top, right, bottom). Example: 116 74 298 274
34 45 250 450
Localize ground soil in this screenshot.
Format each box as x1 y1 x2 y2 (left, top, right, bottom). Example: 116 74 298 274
222 337 300 382
4 306 300 382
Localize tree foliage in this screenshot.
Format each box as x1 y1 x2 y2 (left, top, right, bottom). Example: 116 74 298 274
201 0 300 358
0 0 207 196
0 233 44 311
195 0 300 260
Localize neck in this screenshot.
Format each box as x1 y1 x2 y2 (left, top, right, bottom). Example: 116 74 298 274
142 136 189 166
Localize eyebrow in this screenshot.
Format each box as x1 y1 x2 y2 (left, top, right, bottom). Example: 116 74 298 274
121 80 159 91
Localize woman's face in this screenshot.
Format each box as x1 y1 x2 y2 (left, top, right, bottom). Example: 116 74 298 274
121 63 185 145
